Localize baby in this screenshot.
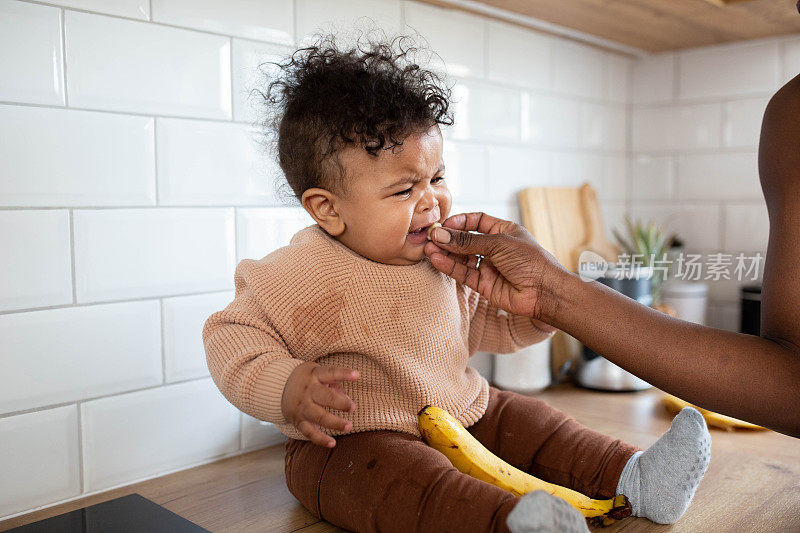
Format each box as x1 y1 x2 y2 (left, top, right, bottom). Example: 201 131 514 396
203 35 710 533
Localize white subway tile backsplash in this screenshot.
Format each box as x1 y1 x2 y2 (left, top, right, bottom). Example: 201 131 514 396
632 54 675 106
452 202 514 224
0 105 155 207
551 153 626 201
236 207 314 262
404 1 484 78
631 103 721 152
602 156 628 201
486 21 550 90
152 0 293 44
81 378 240 492
163 291 234 382
630 155 674 201
486 146 550 203
0 406 81 517
157 118 280 206
45 0 149 19
526 93 580 148
604 54 631 105
0 210 72 312
674 103 722 151
579 102 627 152
442 141 487 203
0 301 162 414
629 204 721 251
676 152 761 200
679 41 780 100
599 201 628 238
723 96 770 148
552 41 604 100
782 38 800 84
232 39 293 124
297 0 402 46
454 82 522 142
65 11 231 119
724 203 770 253
241 415 286 450
0 1 64 106
73 208 235 302
707 278 750 304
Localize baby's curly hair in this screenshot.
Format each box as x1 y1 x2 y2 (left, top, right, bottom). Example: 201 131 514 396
256 32 453 200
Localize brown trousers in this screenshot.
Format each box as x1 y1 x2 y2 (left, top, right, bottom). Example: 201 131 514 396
284 387 639 532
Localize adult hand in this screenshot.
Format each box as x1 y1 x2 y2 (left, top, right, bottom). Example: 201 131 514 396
424 212 567 322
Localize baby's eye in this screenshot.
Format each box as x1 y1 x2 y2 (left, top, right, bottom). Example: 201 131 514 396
432 176 445 184
394 187 413 197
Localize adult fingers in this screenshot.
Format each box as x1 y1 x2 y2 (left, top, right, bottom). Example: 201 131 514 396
428 251 481 293
443 212 533 241
429 224 506 258
297 420 336 448
440 212 508 235
312 383 355 412
315 365 359 385
426 243 473 267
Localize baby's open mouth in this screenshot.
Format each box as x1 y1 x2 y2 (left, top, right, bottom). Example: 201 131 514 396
408 225 431 236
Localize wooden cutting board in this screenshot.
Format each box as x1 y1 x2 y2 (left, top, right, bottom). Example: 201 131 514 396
518 182 619 272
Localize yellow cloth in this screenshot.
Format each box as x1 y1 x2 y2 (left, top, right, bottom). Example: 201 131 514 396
203 225 552 440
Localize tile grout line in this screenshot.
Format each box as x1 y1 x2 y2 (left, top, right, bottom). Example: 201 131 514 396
0 375 214 421
68 209 77 304
0 443 271 523
0 288 236 317
17 0 294 47
230 36 235 121
60 7 68 107
152 118 160 205
76 401 85 494
160 299 167 384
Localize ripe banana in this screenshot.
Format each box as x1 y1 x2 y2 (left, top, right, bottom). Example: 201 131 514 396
662 394 767 431
418 405 631 527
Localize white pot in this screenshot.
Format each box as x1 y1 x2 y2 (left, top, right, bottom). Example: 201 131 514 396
662 281 709 325
493 337 551 394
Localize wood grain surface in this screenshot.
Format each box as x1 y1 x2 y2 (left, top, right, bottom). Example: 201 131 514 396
418 0 800 53
2 385 797 532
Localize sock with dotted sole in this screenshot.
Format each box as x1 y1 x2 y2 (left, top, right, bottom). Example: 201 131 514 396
616 406 711 524
506 490 589 533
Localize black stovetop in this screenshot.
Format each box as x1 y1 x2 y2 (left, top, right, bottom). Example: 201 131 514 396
6 493 210 532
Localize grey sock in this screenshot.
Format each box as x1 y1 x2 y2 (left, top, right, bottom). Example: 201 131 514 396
507 490 589 533
616 406 711 524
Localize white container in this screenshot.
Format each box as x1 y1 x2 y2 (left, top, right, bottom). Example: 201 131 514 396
661 281 709 325
493 337 551 394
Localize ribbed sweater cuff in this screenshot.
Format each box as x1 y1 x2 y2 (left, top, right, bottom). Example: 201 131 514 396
249 358 305 426
510 315 557 347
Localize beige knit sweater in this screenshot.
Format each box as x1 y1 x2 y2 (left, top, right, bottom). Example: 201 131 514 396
203 225 553 440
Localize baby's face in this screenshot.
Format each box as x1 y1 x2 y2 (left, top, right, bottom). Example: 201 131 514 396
334 125 451 265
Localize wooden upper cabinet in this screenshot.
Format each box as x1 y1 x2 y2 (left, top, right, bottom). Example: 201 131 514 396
417 0 800 53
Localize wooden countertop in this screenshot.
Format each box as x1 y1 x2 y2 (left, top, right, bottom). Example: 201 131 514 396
2 385 798 532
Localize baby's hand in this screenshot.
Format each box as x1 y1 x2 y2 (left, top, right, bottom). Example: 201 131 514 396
281 362 359 447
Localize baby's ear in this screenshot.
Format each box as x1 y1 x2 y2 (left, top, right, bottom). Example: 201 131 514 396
301 188 345 236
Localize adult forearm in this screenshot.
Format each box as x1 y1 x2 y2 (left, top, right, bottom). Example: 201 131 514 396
544 271 800 438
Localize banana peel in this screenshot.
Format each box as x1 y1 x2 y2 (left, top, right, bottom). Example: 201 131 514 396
418 405 631 527
662 394 768 431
